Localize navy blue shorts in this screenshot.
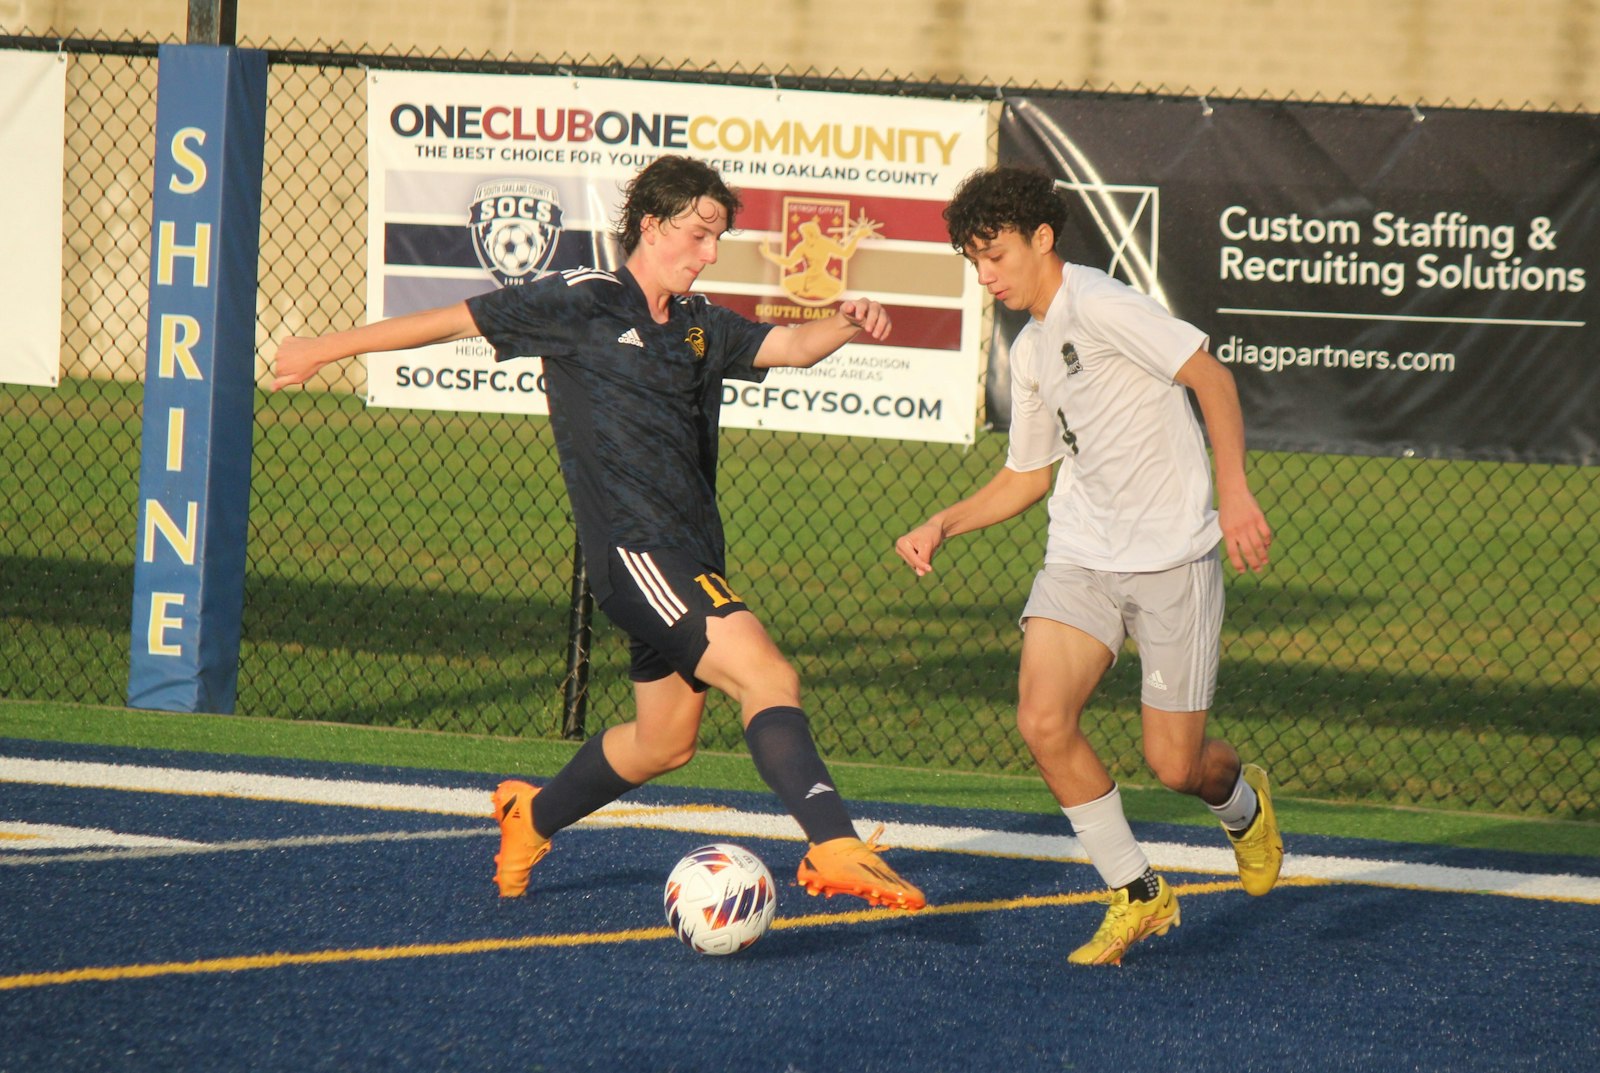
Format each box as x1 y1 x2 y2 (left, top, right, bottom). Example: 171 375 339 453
597 544 750 691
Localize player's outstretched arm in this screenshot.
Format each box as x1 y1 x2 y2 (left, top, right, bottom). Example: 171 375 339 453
271 302 481 391
894 465 1052 577
753 298 891 369
1175 348 1273 573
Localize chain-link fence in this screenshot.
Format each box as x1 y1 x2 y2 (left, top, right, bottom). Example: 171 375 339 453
1 35 1595 821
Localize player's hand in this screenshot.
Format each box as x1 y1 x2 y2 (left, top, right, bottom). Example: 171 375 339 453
270 337 329 391
895 520 945 577
1218 487 1272 573
838 299 892 342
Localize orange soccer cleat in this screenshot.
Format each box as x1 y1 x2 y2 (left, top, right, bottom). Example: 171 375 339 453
796 824 926 911
490 780 551 898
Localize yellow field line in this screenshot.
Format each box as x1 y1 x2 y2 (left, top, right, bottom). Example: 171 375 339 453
0 877 1317 992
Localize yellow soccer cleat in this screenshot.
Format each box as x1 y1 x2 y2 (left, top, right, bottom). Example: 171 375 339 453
796 824 926 911
1067 876 1181 966
1227 763 1284 896
491 779 551 898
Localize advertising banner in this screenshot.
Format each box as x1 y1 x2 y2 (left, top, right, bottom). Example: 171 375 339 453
364 72 988 444
0 50 66 388
999 97 1600 465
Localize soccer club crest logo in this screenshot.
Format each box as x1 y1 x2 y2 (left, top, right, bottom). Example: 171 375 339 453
469 179 564 286
685 326 707 359
1061 342 1083 375
758 196 882 306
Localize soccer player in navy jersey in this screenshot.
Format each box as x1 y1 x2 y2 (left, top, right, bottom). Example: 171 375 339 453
272 155 924 911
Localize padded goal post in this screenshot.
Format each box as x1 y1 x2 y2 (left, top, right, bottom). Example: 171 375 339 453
126 45 267 713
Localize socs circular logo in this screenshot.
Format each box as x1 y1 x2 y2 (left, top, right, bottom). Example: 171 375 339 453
470 179 564 286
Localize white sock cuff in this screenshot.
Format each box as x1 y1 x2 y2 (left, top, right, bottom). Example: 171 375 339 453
1063 785 1150 890
1208 768 1259 831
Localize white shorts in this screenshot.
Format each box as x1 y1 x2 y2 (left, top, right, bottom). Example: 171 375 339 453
1020 550 1223 712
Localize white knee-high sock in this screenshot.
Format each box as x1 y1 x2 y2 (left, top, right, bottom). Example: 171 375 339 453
1063 785 1150 890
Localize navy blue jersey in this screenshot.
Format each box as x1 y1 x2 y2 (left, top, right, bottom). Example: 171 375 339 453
466 267 773 599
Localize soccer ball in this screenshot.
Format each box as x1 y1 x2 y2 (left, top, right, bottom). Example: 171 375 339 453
663 843 778 956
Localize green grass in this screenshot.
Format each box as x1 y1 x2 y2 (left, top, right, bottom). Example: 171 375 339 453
4 699 1599 860
3 377 1598 822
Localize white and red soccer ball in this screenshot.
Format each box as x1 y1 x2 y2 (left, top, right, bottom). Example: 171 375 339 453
663 843 777 956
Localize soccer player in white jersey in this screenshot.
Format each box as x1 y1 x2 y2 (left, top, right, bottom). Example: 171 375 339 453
895 166 1282 964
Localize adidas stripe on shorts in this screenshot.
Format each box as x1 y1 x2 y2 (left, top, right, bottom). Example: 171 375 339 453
599 544 749 691
1020 549 1223 712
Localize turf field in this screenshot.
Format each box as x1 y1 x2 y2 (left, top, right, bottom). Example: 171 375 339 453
3 724 1598 1073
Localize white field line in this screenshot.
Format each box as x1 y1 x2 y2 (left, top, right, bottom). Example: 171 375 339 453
0 821 206 852
0 826 485 864
3 756 1598 904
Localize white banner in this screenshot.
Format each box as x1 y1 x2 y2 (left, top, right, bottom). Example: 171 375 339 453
0 51 66 388
364 71 988 443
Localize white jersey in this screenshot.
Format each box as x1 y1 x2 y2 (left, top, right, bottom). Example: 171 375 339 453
1005 264 1221 572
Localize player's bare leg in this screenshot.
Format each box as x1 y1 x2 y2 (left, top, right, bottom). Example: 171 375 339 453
1015 617 1115 808
698 611 801 723
601 675 708 783
1138 706 1239 805
1140 705 1282 895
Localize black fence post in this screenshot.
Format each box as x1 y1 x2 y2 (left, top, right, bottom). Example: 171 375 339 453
561 537 594 740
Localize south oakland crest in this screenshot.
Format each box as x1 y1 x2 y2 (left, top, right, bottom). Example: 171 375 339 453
470 179 564 285
1061 342 1083 375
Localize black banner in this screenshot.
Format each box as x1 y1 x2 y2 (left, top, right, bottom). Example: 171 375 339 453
997 97 1600 465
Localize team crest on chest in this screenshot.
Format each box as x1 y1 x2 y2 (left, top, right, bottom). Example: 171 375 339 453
1061 342 1083 375
685 326 707 359
469 179 564 286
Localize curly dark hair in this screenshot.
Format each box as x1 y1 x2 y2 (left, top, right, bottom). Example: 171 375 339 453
617 156 742 255
943 166 1067 252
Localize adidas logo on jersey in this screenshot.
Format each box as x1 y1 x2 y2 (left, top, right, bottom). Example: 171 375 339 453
804 782 836 799
616 328 643 348
1146 670 1168 690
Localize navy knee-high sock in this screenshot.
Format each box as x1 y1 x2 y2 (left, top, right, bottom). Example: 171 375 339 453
744 705 856 844
530 732 638 839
